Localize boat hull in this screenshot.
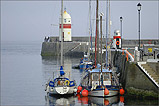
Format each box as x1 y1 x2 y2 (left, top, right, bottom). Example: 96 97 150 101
49 86 77 95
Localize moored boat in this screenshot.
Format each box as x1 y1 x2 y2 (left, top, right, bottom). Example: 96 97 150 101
79 65 123 97
45 66 77 96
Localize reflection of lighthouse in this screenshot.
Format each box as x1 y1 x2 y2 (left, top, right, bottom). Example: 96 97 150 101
59 10 72 42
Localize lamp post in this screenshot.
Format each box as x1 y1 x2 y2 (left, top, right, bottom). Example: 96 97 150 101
137 3 141 51
120 16 123 49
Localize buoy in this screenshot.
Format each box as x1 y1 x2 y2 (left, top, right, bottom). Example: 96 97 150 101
104 88 109 95
120 88 125 95
81 97 88 104
77 90 81 94
82 89 88 97
77 86 82 92
120 96 124 103
104 99 109 106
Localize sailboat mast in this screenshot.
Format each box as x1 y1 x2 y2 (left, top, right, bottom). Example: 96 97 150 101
105 0 108 67
61 0 64 66
88 0 91 59
100 14 103 72
95 0 99 66
108 0 111 65
89 0 93 56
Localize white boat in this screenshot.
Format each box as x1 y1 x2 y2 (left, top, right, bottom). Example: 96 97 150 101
45 67 77 96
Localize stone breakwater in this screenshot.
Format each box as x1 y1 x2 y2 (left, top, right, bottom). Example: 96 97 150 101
41 36 159 57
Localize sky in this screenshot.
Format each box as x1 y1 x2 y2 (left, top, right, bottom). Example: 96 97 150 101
1 0 159 42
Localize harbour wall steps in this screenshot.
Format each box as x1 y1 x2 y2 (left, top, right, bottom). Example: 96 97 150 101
113 52 159 98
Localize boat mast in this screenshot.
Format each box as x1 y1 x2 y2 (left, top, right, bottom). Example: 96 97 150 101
88 0 91 59
100 13 103 85
105 0 108 67
89 0 93 57
61 0 64 66
108 0 111 65
95 0 99 66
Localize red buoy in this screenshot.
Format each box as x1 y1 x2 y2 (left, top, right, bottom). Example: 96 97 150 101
120 96 124 103
82 89 88 97
104 88 109 95
120 88 125 95
77 86 82 91
77 90 81 94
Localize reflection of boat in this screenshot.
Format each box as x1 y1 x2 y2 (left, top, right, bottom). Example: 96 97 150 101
77 94 124 106
45 95 75 106
89 96 119 106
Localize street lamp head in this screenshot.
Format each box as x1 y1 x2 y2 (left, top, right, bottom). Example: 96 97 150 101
120 17 123 21
137 3 142 11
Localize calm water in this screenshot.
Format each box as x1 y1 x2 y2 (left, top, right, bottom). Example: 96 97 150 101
1 41 158 106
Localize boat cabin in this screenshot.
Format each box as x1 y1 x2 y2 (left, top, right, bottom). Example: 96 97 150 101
49 78 75 87
81 68 112 87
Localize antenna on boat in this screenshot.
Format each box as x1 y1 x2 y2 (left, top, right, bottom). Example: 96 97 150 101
61 0 64 67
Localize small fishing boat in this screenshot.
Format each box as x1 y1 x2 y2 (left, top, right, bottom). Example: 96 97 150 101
79 64 123 97
45 66 77 95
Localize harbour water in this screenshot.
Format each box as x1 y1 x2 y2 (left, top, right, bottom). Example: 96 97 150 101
1 41 158 105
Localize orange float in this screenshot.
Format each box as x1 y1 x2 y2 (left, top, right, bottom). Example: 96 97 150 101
104 88 109 95
120 88 125 95
82 89 88 97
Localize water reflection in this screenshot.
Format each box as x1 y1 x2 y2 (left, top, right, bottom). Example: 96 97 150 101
76 94 124 106
45 95 76 106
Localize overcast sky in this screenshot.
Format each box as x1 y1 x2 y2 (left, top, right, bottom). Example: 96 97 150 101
1 1 159 42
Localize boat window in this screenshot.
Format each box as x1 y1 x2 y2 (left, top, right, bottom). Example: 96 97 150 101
92 73 99 81
103 73 110 80
54 79 66 86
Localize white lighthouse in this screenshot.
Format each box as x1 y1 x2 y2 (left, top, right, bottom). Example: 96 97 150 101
59 10 72 42
113 30 121 49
